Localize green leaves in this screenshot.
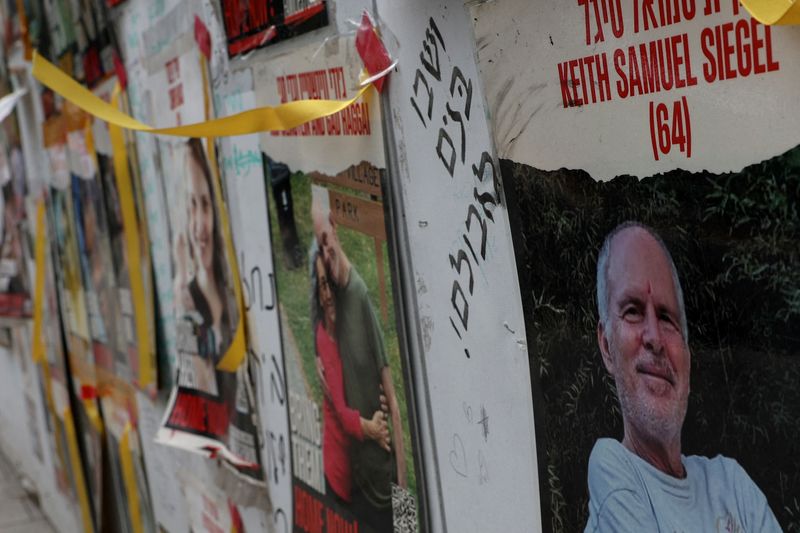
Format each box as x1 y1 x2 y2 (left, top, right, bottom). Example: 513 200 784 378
502 147 800 532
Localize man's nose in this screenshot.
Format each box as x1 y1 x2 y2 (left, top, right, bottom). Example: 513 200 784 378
642 304 664 355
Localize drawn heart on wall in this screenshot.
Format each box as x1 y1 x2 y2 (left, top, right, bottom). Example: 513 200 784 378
462 401 473 423
449 433 468 477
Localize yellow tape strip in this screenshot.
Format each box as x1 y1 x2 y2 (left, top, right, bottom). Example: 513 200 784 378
83 398 104 434
63 407 94 533
109 85 154 389
740 0 800 24
31 199 46 363
32 51 372 136
199 56 246 372
119 422 143 533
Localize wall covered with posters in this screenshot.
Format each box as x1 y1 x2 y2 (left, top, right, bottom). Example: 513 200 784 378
0 0 795 532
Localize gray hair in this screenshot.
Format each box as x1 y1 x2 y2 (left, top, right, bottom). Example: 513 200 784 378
596 221 688 341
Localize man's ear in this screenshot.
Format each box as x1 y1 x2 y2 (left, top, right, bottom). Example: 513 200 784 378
328 211 336 230
597 321 614 374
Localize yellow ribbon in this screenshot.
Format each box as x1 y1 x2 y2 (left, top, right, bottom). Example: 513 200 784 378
32 51 372 137
33 44 377 372
740 0 800 24
109 85 155 389
63 407 94 533
31 199 46 363
119 422 143 533
83 398 104 434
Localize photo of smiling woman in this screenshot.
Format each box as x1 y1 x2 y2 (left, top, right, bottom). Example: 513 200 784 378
160 138 253 467
173 138 237 394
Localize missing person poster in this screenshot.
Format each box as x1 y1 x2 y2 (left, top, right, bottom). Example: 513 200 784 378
90 76 157 393
65 101 127 384
156 134 253 468
39 214 78 495
38 211 88 523
44 104 104 533
113 0 181 389
256 36 420 533
36 207 92 533
0 87 33 319
472 2 800 531
144 4 261 474
70 74 160 533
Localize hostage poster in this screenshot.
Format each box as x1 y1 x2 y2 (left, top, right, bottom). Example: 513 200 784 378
146 2 262 476
256 35 421 533
472 2 800 531
0 85 33 319
39 204 89 531
44 101 104 533
90 76 157 393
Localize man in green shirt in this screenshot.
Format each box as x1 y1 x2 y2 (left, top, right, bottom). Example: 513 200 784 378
311 190 407 532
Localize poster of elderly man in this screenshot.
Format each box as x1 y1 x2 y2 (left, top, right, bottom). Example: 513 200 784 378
257 34 421 533
470 0 800 530
266 165 420 533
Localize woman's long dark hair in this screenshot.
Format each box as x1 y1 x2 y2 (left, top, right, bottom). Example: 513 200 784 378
186 138 229 332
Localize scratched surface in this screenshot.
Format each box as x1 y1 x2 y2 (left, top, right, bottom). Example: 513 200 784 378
376 1 542 531
472 0 800 181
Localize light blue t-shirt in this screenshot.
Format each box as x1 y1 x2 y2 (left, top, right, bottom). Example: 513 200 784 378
584 438 781 532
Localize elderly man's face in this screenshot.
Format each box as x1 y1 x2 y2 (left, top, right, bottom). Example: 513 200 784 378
599 227 690 443
312 210 343 286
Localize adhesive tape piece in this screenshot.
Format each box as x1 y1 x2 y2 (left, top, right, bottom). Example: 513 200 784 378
33 51 372 137
109 85 154 389
740 0 800 25
31 200 46 363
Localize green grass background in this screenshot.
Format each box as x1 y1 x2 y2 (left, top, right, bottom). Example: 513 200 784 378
268 171 417 496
